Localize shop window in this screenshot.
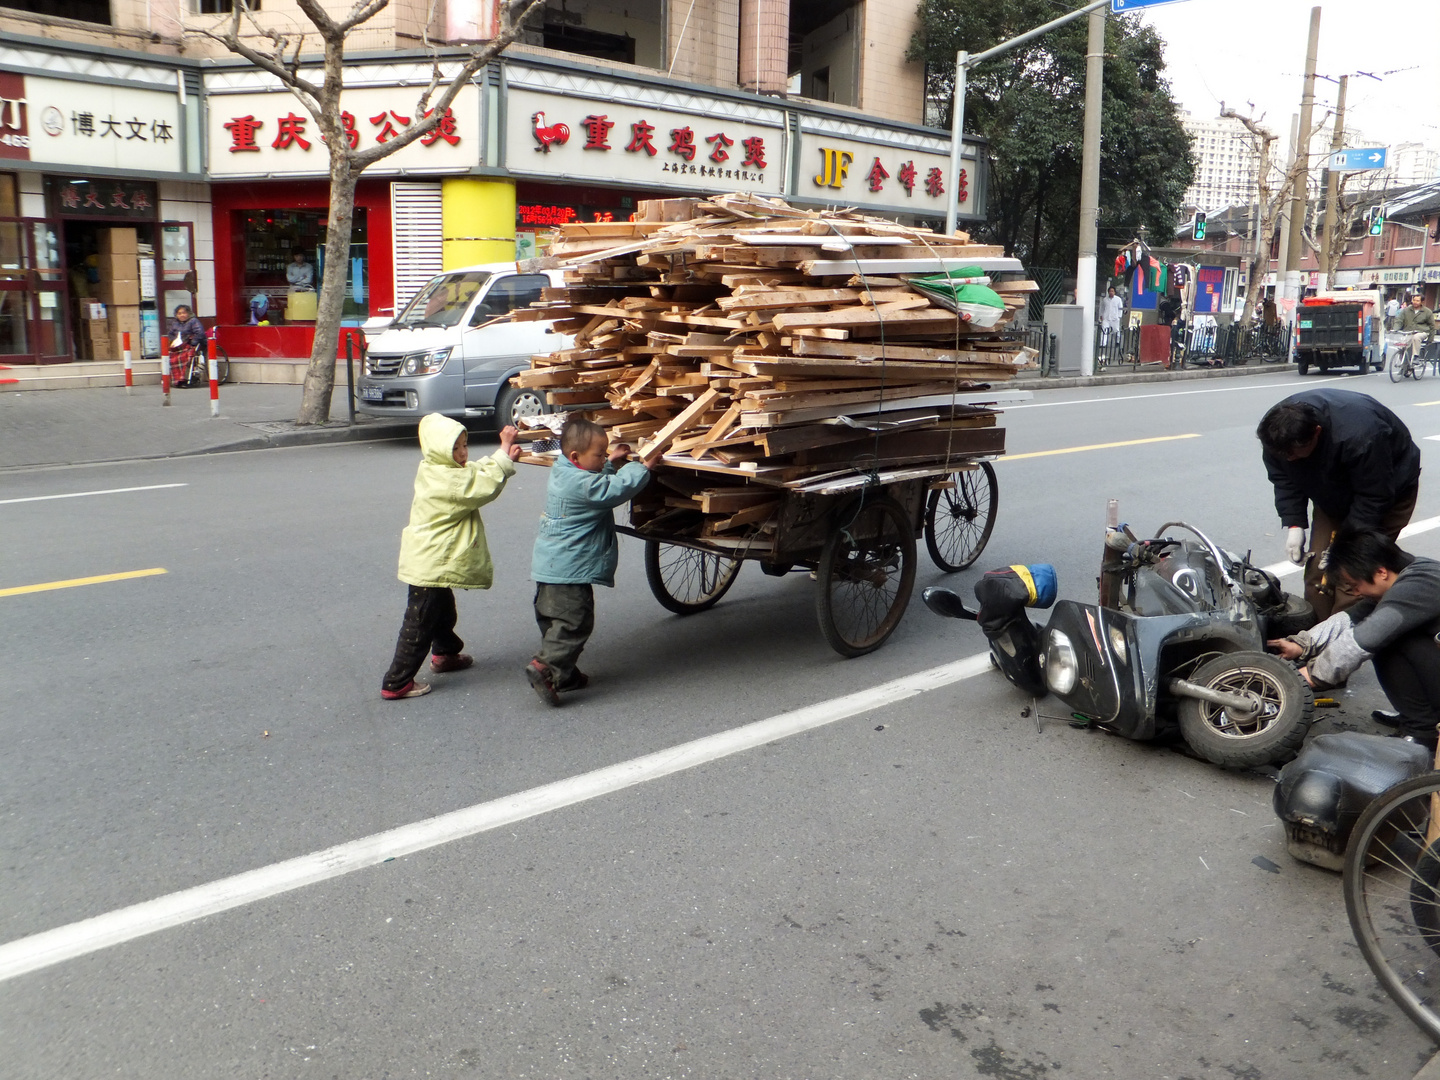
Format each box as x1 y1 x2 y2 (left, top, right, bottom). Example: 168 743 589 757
526 0 664 69
191 0 260 12
0 173 15 218
0 0 111 23
790 1 859 108
238 208 368 323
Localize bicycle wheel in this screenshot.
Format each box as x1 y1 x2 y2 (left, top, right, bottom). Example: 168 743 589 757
1343 772 1440 1042
643 541 741 615
1389 347 1408 383
1413 351 1428 380
816 496 916 657
924 462 998 572
210 345 231 385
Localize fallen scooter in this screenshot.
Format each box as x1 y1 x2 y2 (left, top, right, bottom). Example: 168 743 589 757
923 514 1317 768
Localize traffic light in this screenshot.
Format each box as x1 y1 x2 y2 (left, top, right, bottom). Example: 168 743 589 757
1193 212 1207 241
1369 205 1386 236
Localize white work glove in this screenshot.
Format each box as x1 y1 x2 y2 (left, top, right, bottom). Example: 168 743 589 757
1285 527 1306 565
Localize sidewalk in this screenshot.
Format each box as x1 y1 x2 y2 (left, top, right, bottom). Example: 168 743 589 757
0 360 1301 472
0 382 417 471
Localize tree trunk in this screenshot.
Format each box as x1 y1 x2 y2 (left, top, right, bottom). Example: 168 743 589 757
297 157 358 425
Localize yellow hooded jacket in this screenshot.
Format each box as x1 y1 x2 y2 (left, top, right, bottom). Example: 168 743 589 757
397 413 516 589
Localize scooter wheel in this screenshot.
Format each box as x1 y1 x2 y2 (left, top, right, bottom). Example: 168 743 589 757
1177 651 1314 767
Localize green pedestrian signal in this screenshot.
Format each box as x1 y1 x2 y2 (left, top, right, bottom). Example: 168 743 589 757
1193 212 1207 241
1369 205 1385 236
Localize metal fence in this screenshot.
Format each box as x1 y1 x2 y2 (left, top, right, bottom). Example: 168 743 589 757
1071 321 1293 374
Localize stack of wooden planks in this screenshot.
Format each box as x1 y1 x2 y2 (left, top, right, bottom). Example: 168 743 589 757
513 193 1029 543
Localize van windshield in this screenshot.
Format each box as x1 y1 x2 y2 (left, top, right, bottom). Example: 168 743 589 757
394 271 491 328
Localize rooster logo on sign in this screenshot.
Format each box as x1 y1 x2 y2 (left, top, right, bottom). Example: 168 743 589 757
532 112 570 153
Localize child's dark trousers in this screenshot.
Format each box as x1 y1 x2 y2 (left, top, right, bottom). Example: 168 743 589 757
383 585 463 692
533 583 594 685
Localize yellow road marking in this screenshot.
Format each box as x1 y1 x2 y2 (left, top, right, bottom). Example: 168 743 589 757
1002 433 1202 461
0 568 167 598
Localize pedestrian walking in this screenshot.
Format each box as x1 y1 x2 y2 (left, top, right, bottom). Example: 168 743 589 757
526 417 651 706
1099 285 1124 346
1386 294 1401 331
1268 528 1440 750
1257 389 1421 621
381 414 521 700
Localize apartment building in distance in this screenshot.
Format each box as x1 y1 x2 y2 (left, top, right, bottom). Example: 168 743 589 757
1181 111 1261 213
0 0 988 364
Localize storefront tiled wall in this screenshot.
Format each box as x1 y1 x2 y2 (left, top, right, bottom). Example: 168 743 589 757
159 181 216 319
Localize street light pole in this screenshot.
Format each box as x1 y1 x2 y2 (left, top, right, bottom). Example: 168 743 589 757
944 0 1110 237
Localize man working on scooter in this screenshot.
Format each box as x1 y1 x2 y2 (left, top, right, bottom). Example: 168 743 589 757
1269 528 1440 750
1257 389 1420 620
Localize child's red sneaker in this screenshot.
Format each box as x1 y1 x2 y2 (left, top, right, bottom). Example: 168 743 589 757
381 681 432 700
430 653 473 673
525 660 560 707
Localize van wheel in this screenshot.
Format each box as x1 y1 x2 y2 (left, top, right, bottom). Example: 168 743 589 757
496 383 547 428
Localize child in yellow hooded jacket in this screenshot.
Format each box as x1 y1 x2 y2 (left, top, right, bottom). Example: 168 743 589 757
382 413 521 699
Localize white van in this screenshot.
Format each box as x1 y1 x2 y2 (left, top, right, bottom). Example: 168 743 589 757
356 262 571 426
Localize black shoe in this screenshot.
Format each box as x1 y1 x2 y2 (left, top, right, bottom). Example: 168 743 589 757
1372 709 1402 728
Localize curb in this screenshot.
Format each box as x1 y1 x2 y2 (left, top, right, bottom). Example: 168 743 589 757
1011 362 1298 391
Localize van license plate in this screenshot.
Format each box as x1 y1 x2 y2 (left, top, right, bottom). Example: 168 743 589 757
360 386 385 402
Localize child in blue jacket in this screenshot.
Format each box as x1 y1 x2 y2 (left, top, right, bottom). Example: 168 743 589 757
527 416 650 705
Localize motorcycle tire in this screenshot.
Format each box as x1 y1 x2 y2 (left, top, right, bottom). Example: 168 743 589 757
1177 650 1314 768
1265 593 1316 638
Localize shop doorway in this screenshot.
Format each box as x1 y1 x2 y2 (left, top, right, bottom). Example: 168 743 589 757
0 218 69 364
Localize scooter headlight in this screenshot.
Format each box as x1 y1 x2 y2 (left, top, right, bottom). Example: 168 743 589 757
402 347 452 375
1044 629 1078 695
1107 624 1128 665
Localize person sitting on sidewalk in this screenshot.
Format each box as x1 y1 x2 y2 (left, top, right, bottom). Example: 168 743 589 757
1268 527 1440 750
381 414 521 700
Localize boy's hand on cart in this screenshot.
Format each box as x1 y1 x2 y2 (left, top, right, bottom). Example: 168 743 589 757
498 425 523 461
608 442 634 465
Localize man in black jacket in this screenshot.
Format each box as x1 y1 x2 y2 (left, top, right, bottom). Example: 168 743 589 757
1269 528 1440 749
1257 389 1421 619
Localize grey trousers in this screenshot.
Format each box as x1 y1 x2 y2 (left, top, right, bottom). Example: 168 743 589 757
534 583 595 684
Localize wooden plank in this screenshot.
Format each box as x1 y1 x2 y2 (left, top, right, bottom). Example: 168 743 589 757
638 388 721 464
716 288 863 311
798 255 1022 276
697 487 776 514
770 306 950 331
788 338 1024 363
687 401 744 458
710 500 783 531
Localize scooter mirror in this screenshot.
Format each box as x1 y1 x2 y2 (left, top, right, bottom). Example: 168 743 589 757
922 586 978 621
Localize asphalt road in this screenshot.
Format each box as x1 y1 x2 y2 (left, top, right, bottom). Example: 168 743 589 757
5 368 1440 1079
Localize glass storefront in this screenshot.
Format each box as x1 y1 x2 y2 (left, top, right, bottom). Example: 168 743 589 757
238 208 368 323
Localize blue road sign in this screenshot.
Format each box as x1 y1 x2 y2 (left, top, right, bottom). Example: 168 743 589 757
1328 147 1389 172
1112 0 1189 10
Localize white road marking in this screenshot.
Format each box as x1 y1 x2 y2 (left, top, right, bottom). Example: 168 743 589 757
0 652 994 983
1257 514 1440 579
1006 374 1356 410
0 483 188 505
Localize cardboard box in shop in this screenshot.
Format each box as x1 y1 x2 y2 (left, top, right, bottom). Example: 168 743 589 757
81 301 107 320
97 278 140 307
100 252 139 282
98 228 138 256
107 305 141 344
81 323 115 361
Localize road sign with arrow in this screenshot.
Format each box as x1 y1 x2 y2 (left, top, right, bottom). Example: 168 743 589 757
1328 148 1388 172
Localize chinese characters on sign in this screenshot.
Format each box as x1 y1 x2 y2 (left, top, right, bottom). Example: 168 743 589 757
223 107 462 154
815 146 963 205
45 177 159 220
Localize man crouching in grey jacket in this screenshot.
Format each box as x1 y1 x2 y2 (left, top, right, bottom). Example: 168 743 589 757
1269 527 1440 750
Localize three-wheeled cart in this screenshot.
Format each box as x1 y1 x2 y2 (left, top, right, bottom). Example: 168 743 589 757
623 459 998 657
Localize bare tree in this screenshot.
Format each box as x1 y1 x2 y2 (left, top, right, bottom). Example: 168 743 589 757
1302 169 1386 283
1219 105 1329 332
203 0 546 425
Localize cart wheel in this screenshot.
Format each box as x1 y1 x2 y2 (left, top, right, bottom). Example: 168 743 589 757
644 541 741 615
816 495 917 657
924 462 998 572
